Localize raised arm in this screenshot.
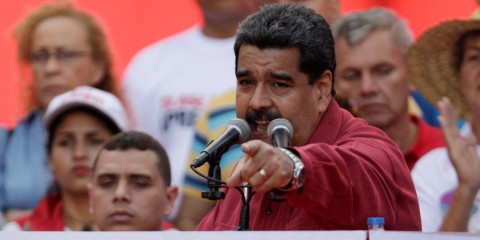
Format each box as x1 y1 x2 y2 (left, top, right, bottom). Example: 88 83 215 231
437 97 480 232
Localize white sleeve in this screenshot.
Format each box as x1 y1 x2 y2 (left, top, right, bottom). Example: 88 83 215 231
0 213 6 228
2 221 22 231
411 148 449 232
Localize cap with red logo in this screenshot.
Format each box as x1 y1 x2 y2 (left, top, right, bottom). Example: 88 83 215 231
43 86 128 131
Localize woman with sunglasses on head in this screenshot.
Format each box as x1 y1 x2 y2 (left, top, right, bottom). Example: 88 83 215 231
0 2 119 224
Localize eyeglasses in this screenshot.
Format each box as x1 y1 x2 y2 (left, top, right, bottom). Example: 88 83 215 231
29 49 91 67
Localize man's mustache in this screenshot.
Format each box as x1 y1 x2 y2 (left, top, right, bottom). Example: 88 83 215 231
245 109 282 124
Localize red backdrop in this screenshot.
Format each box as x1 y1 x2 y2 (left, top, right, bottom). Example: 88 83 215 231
0 0 477 128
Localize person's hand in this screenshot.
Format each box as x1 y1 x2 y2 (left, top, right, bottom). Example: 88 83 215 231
438 97 480 191
227 140 294 193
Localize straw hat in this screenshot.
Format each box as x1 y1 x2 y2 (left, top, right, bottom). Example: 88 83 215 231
407 18 480 120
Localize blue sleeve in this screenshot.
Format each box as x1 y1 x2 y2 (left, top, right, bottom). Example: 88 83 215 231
0 128 10 211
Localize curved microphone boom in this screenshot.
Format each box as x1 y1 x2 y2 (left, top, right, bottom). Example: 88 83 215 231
267 118 293 148
191 118 250 168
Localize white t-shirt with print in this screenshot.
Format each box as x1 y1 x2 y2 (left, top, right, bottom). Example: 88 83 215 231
123 25 237 219
411 122 480 233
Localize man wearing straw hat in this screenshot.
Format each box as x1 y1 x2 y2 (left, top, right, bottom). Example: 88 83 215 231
408 12 480 232
332 7 445 171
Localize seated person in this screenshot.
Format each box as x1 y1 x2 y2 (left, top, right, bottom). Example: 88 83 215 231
3 86 127 231
89 131 178 231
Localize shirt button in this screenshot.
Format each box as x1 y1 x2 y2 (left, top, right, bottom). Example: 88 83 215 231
265 207 273 215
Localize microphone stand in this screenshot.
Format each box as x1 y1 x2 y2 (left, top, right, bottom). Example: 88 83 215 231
235 182 254 231
201 154 225 200
192 143 257 230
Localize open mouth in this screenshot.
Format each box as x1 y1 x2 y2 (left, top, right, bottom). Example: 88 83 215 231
248 120 270 141
254 120 269 132
245 109 282 141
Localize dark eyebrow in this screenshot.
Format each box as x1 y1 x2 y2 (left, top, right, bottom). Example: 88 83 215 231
372 61 394 69
129 173 152 180
96 173 116 179
236 69 251 78
86 130 110 138
270 72 293 82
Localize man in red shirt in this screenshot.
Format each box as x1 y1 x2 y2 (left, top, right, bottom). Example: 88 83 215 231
333 8 445 170
196 3 421 231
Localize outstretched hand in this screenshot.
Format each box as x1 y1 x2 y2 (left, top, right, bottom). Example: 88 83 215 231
438 97 480 191
227 140 294 193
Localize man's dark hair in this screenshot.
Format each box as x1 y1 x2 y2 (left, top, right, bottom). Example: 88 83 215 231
234 3 336 95
93 131 172 186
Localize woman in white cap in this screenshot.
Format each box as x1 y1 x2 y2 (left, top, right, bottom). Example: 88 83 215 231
408 16 480 232
1 2 119 223
3 86 127 231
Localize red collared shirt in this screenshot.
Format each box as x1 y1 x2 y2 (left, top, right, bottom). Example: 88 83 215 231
197 100 421 231
404 115 445 171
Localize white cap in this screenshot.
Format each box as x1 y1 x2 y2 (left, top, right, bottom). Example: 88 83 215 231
43 86 128 131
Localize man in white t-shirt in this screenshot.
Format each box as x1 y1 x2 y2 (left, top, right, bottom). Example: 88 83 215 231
122 1 260 219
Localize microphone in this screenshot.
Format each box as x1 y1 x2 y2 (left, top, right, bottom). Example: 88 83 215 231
267 118 293 148
266 118 294 202
191 118 250 168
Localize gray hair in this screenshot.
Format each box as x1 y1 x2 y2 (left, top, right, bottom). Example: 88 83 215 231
332 7 413 56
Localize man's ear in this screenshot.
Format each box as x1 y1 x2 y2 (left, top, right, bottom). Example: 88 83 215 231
163 186 179 217
315 70 333 112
